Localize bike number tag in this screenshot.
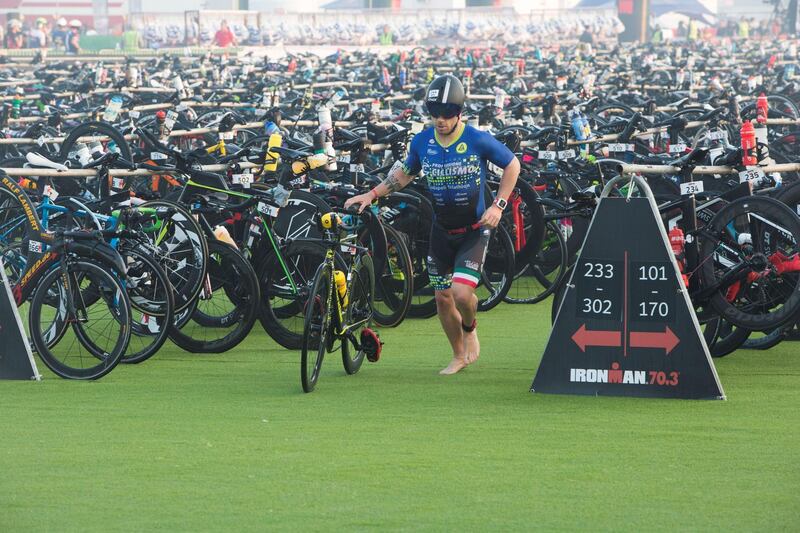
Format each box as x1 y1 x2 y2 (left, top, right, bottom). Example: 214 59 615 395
680 181 704 196
739 167 766 183
350 163 364 173
112 178 126 190
43 185 59 200
128 110 141 119
29 240 44 253
232 173 252 188
669 143 688 154
337 154 351 164
257 201 279 217
150 152 168 161
219 131 235 140
558 149 576 160
340 244 357 255
538 150 557 161
707 130 725 141
607 143 634 152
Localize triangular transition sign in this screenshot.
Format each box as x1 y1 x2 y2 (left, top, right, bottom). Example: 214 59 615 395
0 257 40 380
532 195 724 400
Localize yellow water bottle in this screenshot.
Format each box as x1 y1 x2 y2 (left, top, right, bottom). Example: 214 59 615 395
334 270 348 307
426 66 434 83
264 133 282 172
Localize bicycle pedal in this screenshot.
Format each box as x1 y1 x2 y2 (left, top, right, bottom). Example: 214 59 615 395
360 328 382 363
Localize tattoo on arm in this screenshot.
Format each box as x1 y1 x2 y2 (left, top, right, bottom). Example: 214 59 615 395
381 172 404 193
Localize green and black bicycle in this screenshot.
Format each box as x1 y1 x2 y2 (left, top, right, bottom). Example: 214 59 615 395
300 209 382 393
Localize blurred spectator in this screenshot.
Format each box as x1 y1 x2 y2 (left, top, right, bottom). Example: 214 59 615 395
379 24 393 46
52 18 69 51
28 18 49 49
676 21 687 39
737 17 750 39
67 19 82 54
688 18 699 41
651 24 664 43
122 28 140 51
6 19 24 49
579 25 594 44
214 20 236 48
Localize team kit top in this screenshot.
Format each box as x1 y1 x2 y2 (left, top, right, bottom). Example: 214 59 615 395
401 124 515 230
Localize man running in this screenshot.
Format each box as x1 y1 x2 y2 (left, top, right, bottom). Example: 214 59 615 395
345 74 520 375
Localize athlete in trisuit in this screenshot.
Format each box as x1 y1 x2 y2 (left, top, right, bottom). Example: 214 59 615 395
345 75 520 375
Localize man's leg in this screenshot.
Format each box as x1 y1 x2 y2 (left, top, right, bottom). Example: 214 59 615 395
435 289 468 375
450 283 480 364
450 228 491 365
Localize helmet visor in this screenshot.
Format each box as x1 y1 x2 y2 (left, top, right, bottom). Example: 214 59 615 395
426 102 462 119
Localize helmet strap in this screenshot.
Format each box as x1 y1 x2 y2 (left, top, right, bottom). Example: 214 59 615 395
446 114 462 136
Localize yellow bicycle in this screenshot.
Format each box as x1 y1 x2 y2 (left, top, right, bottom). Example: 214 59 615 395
300 210 381 393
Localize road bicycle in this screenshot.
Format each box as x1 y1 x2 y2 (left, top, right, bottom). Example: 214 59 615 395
300 209 381 393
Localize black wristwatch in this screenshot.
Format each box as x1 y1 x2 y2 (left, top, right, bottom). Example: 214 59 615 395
493 197 508 211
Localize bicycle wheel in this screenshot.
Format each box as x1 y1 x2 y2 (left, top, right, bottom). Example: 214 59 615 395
505 221 568 304
372 224 413 327
258 239 345 349
342 253 375 375
29 260 131 380
301 263 332 393
119 246 175 364
139 201 208 312
169 240 260 353
700 196 800 331
59 121 133 163
477 224 515 312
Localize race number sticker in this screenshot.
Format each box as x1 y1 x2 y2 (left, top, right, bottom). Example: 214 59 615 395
42 185 59 201
29 240 44 253
680 181 704 196
607 143 634 152
219 131 235 140
150 152 168 161
739 167 766 183
112 178 126 190
707 130 725 141
257 202 279 217
558 149 577 160
232 173 252 188
538 150 557 161
668 143 688 154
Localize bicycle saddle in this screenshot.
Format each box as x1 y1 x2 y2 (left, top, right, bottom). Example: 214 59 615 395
26 151 69 171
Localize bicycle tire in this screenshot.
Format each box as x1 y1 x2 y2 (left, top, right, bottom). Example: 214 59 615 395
301 262 332 393
477 224 515 312
701 196 800 330
372 224 413 327
342 253 375 375
119 245 175 364
168 240 260 353
29 259 131 380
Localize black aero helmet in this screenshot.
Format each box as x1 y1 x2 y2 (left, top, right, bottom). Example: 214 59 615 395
425 74 465 118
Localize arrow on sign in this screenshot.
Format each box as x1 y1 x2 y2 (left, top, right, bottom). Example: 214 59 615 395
571 324 622 352
629 327 680 355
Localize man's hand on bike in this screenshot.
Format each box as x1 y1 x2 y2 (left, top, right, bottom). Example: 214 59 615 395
344 192 374 213
479 205 502 229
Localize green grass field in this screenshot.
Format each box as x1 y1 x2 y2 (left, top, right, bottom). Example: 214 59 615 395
1 302 798 531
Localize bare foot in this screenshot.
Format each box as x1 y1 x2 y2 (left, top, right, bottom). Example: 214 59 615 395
439 354 468 375
464 330 480 365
